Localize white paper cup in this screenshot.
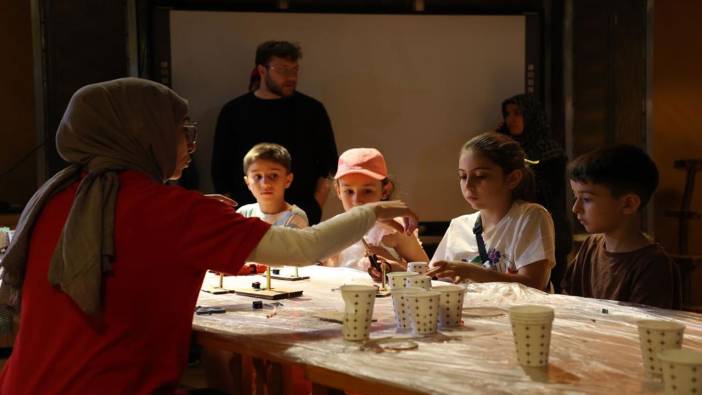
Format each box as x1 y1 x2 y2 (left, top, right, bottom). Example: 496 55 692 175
658 348 702 394
433 285 466 328
387 272 419 289
509 305 555 367
407 261 429 274
637 320 685 377
391 287 426 332
407 291 441 336
405 275 432 290
340 285 377 341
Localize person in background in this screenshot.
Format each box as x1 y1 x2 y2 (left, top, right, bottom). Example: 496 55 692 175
497 93 572 292
322 148 428 281
0 78 417 394
212 40 338 225
562 144 681 309
428 132 555 290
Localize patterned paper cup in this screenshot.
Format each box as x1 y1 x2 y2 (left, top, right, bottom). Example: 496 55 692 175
405 275 432 290
387 272 419 289
509 305 555 367
391 287 427 332
407 291 441 336
658 348 702 394
637 320 685 377
407 261 429 274
433 285 466 328
340 285 377 341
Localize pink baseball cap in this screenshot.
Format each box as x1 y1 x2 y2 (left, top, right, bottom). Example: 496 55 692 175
334 148 388 180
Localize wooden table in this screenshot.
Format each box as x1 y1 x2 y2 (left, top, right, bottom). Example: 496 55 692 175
193 266 702 394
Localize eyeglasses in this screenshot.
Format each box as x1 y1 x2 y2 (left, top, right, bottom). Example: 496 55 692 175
183 120 198 153
266 64 300 77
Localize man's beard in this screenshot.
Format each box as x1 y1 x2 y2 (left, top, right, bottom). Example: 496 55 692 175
264 74 295 97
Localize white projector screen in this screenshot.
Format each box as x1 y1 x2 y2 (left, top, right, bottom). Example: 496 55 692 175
169 11 526 221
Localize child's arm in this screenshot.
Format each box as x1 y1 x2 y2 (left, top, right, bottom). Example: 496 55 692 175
393 231 430 263
427 259 551 290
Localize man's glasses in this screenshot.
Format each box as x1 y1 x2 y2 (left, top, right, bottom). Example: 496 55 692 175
183 120 198 153
266 64 300 77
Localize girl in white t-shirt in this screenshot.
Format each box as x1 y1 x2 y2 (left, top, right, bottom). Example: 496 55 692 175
322 148 428 279
428 132 555 289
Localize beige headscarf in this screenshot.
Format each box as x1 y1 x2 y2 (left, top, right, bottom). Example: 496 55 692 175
0 78 188 315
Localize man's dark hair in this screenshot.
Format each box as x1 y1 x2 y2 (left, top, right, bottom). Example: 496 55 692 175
568 144 659 208
255 41 302 66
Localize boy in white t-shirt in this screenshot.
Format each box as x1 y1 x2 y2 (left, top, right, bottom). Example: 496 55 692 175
428 132 555 290
236 143 308 228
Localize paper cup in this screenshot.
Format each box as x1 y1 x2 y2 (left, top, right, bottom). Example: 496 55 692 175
407 262 429 274
387 272 419 289
340 285 377 341
509 305 555 367
391 287 426 332
433 285 466 328
637 320 685 377
407 291 441 336
658 348 702 394
405 275 432 290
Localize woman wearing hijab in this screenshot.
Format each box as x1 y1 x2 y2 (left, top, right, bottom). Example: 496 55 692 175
0 78 417 394
498 94 572 292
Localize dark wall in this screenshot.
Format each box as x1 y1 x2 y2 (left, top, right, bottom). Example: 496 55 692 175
41 0 588 182
571 0 647 155
43 0 130 176
0 0 37 210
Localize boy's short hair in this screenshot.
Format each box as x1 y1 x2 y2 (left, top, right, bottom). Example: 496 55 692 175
255 41 302 66
243 143 292 174
568 144 659 207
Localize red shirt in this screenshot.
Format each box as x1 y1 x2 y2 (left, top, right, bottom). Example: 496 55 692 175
0 170 270 394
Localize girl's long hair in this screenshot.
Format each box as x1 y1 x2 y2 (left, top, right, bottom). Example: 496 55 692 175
461 132 536 202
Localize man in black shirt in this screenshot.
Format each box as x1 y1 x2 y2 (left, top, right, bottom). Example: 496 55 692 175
212 41 338 224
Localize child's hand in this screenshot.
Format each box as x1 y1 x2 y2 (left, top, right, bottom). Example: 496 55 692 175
367 256 405 282
366 244 400 263
367 200 418 235
427 261 478 284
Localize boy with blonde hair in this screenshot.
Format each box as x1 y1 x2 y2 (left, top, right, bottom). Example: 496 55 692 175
236 143 308 228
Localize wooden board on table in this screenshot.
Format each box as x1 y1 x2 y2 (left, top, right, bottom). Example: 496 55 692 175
313 311 378 324
201 286 235 295
270 275 310 281
376 288 391 298
234 288 303 300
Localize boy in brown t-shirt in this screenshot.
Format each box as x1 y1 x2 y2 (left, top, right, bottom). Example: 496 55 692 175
561 145 681 309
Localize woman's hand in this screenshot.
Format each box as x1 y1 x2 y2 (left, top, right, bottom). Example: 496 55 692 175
204 194 238 208
366 200 418 235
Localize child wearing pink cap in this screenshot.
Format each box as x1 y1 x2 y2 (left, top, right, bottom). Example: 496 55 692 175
322 148 428 278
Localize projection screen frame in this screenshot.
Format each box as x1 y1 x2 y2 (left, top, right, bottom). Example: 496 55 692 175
143 4 542 238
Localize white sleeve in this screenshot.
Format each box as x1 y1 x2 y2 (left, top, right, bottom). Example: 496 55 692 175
430 222 453 264
513 206 556 270
246 205 376 266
